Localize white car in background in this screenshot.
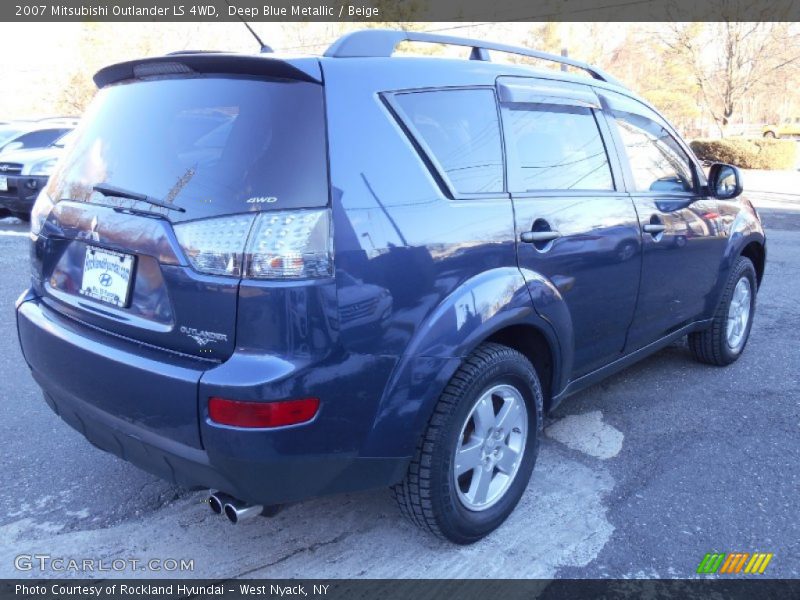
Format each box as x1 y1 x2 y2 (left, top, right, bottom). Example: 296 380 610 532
0 130 73 220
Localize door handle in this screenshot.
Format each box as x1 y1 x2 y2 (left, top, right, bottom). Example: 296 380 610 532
642 223 666 235
520 230 561 244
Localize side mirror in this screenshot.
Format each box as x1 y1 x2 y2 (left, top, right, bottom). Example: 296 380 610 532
708 163 743 200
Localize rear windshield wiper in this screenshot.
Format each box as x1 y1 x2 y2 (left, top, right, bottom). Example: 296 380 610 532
92 183 186 213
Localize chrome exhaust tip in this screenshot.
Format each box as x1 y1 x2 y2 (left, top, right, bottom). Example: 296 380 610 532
208 491 234 515
223 499 264 524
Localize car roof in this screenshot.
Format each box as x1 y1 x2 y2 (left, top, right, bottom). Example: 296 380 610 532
102 50 642 101
97 29 653 111
324 29 622 82
314 29 642 101
318 54 628 92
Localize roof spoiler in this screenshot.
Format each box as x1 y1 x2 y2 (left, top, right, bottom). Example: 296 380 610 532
94 54 321 88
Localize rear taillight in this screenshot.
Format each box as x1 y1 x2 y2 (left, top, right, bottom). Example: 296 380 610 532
208 397 320 428
245 209 331 279
174 214 253 277
174 209 332 280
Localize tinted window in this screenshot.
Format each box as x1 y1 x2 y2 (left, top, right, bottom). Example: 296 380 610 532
613 112 694 193
395 89 503 194
504 104 613 191
47 77 328 221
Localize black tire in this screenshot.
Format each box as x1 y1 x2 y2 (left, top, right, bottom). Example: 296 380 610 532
393 343 543 544
763 131 777 139
688 256 757 366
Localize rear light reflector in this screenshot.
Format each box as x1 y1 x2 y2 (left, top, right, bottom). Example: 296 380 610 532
173 209 333 280
208 397 320 428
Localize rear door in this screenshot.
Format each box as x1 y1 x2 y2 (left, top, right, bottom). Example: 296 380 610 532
499 78 642 378
597 90 726 351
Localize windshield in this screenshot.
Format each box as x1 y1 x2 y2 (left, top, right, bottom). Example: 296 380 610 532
2 128 69 153
46 76 328 221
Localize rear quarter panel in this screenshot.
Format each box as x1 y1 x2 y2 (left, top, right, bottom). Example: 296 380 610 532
321 59 566 457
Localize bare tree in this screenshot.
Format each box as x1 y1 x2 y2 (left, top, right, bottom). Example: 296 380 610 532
53 22 198 116
664 21 800 136
606 27 701 136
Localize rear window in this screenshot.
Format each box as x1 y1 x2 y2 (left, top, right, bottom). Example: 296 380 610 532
393 89 504 195
47 77 328 221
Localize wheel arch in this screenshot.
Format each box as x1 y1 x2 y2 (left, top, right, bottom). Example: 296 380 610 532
360 266 570 459
711 204 766 316
483 324 556 412
740 240 766 288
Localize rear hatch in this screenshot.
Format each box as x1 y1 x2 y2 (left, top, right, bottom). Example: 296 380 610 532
28 55 329 444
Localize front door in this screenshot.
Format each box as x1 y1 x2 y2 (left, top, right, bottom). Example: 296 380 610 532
499 78 642 378
598 90 727 352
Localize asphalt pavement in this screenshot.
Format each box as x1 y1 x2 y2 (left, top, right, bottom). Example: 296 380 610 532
0 188 798 579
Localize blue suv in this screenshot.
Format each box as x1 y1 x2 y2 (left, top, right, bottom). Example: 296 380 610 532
16 30 766 543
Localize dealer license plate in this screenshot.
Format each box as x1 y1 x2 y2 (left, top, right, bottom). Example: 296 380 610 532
79 247 135 308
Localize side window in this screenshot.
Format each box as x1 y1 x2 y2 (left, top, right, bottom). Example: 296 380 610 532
612 112 694 193
503 103 614 191
393 89 504 195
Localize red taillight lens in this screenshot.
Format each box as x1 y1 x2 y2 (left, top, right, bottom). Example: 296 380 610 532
208 397 320 428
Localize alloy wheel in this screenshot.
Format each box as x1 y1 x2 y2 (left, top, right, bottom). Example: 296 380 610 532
453 384 528 511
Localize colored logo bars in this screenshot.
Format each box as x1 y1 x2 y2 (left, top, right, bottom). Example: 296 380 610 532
697 552 773 574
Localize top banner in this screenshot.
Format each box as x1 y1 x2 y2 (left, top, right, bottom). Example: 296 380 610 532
5 0 800 22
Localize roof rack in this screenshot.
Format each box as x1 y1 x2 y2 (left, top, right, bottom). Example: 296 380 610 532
324 29 622 86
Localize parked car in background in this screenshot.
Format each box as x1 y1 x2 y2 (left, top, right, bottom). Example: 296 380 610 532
0 130 72 220
763 117 800 139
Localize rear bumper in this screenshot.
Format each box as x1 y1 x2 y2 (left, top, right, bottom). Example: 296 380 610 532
0 175 46 214
16 295 408 505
